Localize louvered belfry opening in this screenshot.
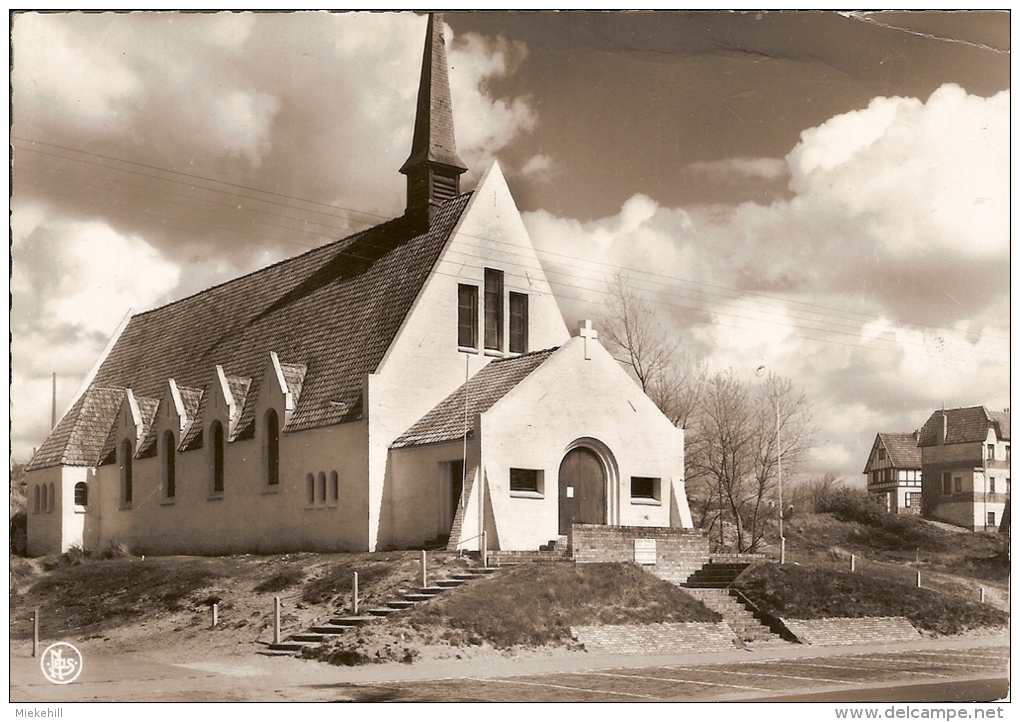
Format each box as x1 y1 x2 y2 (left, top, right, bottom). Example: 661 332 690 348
400 13 467 228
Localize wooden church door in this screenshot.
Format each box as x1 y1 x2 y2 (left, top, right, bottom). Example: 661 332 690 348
558 447 606 535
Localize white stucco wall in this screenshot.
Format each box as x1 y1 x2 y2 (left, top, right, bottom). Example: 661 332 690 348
25 466 91 556
473 333 690 551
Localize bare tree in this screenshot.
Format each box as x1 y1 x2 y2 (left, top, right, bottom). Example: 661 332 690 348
598 274 705 427
686 369 814 553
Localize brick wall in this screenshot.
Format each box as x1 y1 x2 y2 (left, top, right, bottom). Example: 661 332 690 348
572 622 738 655
782 616 920 646
570 524 710 584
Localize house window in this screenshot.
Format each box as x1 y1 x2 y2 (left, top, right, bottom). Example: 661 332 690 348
74 482 88 508
990 477 996 494
306 474 315 505
484 268 504 351
954 476 962 493
457 284 478 349
509 468 542 496
987 511 996 527
509 292 529 354
212 421 225 494
1006 445 1010 463
987 444 995 461
121 439 134 506
330 471 339 503
318 472 327 503
33 485 40 514
942 473 951 495
265 410 280 486
631 476 661 502
164 431 176 499
878 448 886 460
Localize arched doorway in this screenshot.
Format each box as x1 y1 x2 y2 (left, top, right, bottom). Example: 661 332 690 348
558 447 607 534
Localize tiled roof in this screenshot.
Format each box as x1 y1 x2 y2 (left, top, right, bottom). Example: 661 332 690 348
917 406 1011 447
877 432 921 469
391 348 558 449
26 387 126 471
128 397 160 459
28 195 471 470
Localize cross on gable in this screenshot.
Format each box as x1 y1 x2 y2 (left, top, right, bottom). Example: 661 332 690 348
578 319 598 360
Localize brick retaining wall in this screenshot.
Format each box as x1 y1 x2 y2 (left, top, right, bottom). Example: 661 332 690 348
781 617 920 646
572 622 738 655
570 524 711 584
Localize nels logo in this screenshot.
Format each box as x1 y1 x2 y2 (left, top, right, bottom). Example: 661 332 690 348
40 643 83 685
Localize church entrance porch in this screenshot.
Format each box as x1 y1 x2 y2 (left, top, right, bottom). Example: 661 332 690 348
558 446 607 535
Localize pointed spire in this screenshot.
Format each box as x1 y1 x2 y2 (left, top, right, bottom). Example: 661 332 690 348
400 13 468 226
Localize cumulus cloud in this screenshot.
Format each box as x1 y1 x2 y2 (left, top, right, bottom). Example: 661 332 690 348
524 82 1009 479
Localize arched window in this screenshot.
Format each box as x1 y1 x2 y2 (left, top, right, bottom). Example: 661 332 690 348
164 431 176 498
212 421 225 493
306 474 315 505
317 472 326 503
48 483 55 512
41 484 48 513
74 482 88 507
330 471 339 503
121 439 134 505
33 485 40 514
265 410 280 486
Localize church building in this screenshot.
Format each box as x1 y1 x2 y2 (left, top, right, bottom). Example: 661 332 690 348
25 14 693 557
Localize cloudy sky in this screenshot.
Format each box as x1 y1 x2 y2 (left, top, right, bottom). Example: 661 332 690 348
10 11 1010 485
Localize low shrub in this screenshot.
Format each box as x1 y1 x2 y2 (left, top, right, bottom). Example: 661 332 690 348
254 568 305 593
816 488 946 552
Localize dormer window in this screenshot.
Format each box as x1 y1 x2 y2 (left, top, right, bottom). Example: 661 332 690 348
484 268 504 351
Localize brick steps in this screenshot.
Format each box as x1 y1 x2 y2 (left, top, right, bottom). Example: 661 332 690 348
685 563 751 588
685 588 782 644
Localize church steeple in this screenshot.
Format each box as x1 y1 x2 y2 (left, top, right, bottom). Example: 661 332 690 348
400 13 468 226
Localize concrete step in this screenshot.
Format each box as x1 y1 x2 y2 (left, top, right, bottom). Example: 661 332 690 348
418 586 445 595
289 633 326 643
326 616 376 626
366 608 395 617
266 642 309 652
403 593 435 602
309 625 354 635
387 600 416 610
435 579 465 588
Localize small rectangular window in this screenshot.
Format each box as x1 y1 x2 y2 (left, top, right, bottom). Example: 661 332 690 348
878 448 886 460
942 473 951 495
509 292 528 354
1005 445 1010 463
631 476 661 501
509 468 541 494
954 476 962 493
987 444 995 461
484 268 504 351
457 284 478 349
987 511 996 527
989 477 996 493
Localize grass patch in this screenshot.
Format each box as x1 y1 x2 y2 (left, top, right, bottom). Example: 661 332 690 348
734 564 1008 636
21 557 222 634
406 562 721 649
254 568 305 593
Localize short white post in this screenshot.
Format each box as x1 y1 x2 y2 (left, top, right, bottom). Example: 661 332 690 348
980 586 985 604
212 602 219 628
850 554 855 573
916 570 921 588
352 572 359 615
273 596 281 645
32 609 39 658
421 550 427 589
481 530 488 568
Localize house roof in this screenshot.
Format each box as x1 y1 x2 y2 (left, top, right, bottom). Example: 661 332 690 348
864 432 921 472
916 406 1011 447
28 194 472 470
391 347 558 449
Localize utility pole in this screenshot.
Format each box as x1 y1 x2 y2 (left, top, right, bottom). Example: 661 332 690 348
51 373 57 430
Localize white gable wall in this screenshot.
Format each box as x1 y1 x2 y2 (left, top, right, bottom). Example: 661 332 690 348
479 334 689 551
368 162 569 551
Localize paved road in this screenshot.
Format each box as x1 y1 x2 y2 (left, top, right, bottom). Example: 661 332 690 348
9 635 1008 703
